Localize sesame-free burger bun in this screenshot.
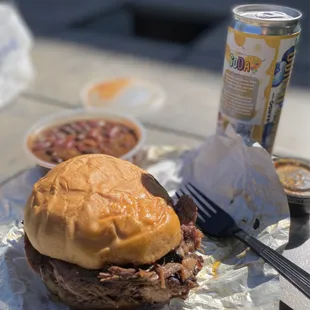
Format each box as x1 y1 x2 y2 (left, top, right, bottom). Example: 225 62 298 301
24 154 182 269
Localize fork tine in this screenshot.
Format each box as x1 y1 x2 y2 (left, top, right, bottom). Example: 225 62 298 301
177 188 210 219
179 188 186 196
186 184 214 214
180 185 211 218
196 212 207 225
188 182 218 213
175 188 207 233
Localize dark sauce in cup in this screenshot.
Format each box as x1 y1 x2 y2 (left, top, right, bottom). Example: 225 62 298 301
28 119 139 165
274 158 310 217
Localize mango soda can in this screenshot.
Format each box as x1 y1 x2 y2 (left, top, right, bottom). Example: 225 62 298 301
216 4 302 154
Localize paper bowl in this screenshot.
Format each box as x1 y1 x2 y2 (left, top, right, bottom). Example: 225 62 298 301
24 108 147 170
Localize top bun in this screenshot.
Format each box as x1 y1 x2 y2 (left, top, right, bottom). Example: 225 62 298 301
24 154 181 269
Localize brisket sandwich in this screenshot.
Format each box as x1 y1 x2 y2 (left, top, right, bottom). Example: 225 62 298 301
24 154 203 309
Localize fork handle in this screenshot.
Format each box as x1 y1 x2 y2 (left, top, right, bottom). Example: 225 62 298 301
234 229 310 299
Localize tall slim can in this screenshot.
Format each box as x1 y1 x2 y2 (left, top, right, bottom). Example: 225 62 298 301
216 4 302 153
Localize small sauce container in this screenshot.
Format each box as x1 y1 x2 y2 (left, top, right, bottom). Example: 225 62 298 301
274 157 310 217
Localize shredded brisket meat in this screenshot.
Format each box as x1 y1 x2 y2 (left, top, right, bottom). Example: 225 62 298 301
24 195 203 309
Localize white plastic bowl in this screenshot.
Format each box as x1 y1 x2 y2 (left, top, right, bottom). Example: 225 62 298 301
24 108 147 170
80 77 166 113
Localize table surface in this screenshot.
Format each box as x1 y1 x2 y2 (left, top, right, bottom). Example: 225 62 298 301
1 1 310 309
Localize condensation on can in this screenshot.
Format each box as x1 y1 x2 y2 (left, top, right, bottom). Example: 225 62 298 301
216 4 302 154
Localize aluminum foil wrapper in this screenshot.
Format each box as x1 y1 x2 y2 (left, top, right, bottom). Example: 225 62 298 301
0 131 290 310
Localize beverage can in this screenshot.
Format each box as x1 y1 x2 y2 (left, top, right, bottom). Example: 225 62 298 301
216 4 302 153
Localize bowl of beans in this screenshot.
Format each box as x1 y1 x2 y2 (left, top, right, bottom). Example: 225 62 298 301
24 109 147 169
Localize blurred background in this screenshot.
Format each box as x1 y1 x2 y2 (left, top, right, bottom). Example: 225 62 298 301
0 0 309 183
12 0 310 88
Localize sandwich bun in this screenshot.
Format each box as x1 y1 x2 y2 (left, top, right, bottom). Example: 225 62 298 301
24 154 182 269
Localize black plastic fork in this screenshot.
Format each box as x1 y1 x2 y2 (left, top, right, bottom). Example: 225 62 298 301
176 182 310 299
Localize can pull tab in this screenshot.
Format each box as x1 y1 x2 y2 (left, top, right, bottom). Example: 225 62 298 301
254 11 289 20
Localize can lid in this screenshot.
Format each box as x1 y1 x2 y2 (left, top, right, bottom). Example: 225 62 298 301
233 4 302 24
274 158 310 202
81 77 165 115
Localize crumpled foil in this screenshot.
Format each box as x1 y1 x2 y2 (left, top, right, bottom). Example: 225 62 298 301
0 130 290 310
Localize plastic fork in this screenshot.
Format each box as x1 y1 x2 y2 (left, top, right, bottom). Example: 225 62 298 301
176 182 310 299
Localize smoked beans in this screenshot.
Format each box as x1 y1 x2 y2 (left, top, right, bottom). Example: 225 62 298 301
29 119 139 165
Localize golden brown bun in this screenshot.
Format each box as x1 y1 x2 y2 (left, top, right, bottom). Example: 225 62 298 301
24 154 181 269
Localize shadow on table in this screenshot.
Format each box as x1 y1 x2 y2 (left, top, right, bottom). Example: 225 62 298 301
286 215 310 250
279 300 293 310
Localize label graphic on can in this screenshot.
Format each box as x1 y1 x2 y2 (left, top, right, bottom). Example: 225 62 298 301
217 27 299 152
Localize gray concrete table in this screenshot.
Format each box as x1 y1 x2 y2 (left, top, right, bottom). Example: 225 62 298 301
280 216 310 310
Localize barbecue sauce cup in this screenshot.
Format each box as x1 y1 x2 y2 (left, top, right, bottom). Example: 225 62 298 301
274 157 310 217
23 154 204 310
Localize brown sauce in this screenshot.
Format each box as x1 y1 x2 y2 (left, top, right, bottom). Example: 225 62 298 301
28 119 139 165
274 159 310 198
